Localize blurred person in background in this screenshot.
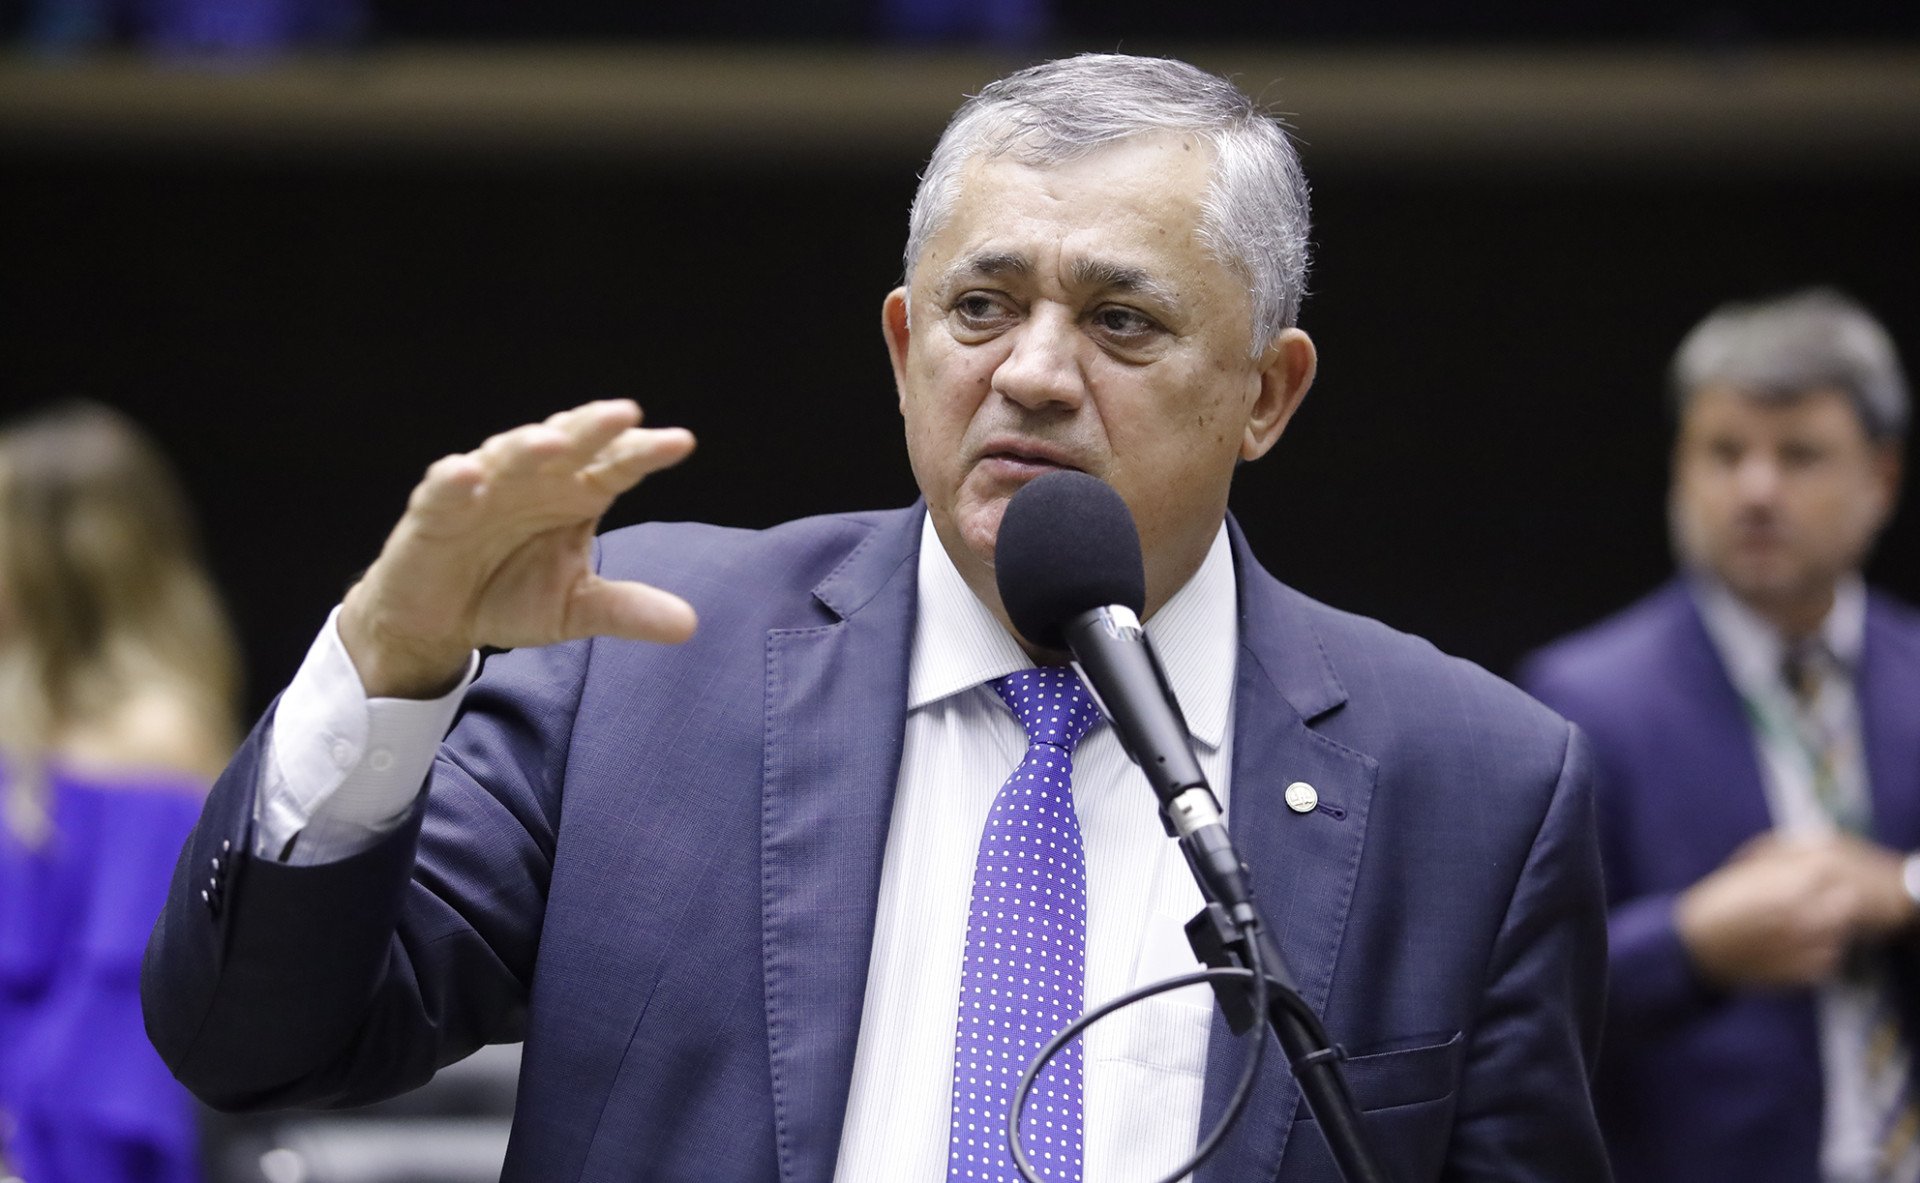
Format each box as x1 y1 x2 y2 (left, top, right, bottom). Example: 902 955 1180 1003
1522 289 1919 1183
0 402 241 1183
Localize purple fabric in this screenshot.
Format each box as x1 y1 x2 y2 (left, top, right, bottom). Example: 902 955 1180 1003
0 763 205 1183
947 668 1100 1183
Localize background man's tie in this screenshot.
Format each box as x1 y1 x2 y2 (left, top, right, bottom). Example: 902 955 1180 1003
946 667 1101 1183
1786 640 1920 1183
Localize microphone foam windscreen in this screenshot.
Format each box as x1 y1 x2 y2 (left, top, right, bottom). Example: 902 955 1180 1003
994 470 1146 651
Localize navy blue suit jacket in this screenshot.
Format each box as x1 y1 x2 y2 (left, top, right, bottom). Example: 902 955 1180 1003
146 506 1608 1181
1521 580 1920 1182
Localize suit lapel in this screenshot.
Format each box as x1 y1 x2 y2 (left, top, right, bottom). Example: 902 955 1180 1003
1861 594 1920 849
1664 586 1776 858
1197 525 1380 1183
761 509 921 1183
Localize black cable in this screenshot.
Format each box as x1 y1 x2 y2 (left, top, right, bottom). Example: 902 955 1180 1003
1007 922 1279 1183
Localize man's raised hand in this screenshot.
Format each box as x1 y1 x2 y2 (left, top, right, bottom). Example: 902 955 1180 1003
339 400 698 699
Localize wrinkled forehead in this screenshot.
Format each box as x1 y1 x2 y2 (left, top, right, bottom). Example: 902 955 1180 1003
967 128 1223 210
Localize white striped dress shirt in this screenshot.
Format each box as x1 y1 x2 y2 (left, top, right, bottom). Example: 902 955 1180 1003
833 515 1236 1183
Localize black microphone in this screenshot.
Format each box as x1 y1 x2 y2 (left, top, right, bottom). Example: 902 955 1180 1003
996 473 1390 1183
995 470 1253 911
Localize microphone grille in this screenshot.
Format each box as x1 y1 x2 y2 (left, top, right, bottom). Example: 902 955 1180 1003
994 470 1146 650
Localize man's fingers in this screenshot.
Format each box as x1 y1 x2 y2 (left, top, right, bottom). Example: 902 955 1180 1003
568 578 698 645
1729 831 1786 863
543 399 647 467
1799 936 1849 981
544 397 640 435
418 405 688 530
475 401 646 481
1801 883 1857 937
409 453 488 513
581 427 697 493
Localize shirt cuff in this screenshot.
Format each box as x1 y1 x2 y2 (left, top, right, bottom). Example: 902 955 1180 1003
256 605 477 865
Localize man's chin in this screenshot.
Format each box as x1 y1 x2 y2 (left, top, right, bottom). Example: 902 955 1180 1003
961 504 1008 571
929 498 1008 576
1718 564 1828 614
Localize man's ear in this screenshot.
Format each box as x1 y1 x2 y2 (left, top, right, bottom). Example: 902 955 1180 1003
1241 327 1317 462
883 288 912 412
1869 440 1905 531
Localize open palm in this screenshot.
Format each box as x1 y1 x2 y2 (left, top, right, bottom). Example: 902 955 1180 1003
340 400 698 698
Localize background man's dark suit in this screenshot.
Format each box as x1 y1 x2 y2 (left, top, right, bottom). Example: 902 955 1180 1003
145 505 1608 1181
1522 581 1920 1181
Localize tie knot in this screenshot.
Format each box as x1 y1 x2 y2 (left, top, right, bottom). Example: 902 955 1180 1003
1783 637 1841 706
993 667 1101 752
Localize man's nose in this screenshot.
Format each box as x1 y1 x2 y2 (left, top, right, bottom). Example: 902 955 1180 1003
1733 453 1783 503
992 307 1086 412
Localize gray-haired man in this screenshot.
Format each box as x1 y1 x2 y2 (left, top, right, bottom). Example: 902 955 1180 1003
1524 289 1918 1183
147 54 1609 1181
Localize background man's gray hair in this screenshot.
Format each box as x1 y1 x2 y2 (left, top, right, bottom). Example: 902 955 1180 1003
1670 287 1910 440
904 53 1312 356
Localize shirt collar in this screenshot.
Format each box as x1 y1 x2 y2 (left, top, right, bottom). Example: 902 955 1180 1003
1691 573 1866 698
907 512 1238 751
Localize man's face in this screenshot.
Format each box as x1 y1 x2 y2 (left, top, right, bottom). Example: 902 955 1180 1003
1671 383 1900 616
882 132 1314 620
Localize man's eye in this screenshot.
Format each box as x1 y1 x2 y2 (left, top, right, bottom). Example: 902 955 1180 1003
1780 442 1826 469
1093 306 1156 337
952 294 1012 326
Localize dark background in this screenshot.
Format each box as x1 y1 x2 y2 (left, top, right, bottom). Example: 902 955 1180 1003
4 18 1917 718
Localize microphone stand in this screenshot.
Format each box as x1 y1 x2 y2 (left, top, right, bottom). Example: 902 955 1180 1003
1064 606 1392 1183
1184 874 1391 1183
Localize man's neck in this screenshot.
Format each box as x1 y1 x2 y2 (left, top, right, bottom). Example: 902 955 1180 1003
929 512 1216 661
947 547 1208 664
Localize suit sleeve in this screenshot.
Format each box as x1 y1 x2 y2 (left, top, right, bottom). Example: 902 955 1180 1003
1520 666 1723 1033
141 632 593 1110
1443 721 1611 1181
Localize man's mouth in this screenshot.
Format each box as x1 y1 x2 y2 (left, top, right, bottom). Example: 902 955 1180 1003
1727 527 1792 561
978 439 1082 476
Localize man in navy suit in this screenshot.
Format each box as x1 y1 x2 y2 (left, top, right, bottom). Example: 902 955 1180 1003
1522 289 1918 1183
145 55 1609 1181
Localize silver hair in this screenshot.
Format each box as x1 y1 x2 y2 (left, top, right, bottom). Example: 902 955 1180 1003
903 54 1312 355
1670 287 1910 440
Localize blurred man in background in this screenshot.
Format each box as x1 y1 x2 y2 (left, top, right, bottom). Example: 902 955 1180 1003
1523 288 1919 1183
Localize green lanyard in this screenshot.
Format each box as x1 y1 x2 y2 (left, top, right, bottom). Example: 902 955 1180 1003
1738 686 1869 836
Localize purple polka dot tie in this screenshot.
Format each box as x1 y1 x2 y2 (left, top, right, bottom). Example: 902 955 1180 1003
946 667 1102 1183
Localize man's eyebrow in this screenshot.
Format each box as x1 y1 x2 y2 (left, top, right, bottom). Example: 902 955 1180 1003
1070 258 1180 306
937 252 1033 289
934 252 1180 306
